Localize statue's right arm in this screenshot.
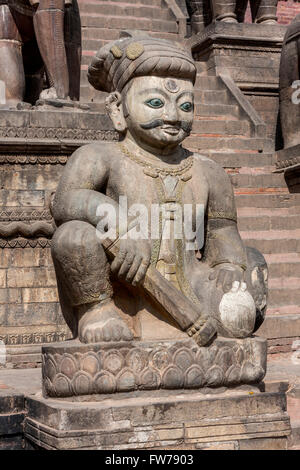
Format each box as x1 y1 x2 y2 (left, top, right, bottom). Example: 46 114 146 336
52 143 118 228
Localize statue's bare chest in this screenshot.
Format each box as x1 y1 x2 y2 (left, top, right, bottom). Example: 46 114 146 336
106 153 209 209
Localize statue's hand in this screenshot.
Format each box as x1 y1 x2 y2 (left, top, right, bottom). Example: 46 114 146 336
111 239 151 286
209 263 244 293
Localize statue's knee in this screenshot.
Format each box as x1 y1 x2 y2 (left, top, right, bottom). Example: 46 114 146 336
52 221 98 260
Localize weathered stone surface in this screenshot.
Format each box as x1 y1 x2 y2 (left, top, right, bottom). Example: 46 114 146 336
0 390 25 450
238 437 288 450
0 109 117 154
24 389 291 450
42 337 267 398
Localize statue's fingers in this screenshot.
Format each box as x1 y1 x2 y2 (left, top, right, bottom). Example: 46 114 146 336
233 269 244 283
132 260 149 286
229 271 243 291
117 253 135 278
223 271 234 292
231 280 240 293
111 249 127 273
240 282 247 292
125 256 142 283
216 269 226 289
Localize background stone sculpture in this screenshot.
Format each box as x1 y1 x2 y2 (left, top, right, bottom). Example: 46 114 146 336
187 0 278 32
0 0 81 106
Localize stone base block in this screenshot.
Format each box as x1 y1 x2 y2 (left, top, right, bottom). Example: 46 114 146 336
42 337 267 398
0 390 25 450
0 108 116 154
24 389 291 450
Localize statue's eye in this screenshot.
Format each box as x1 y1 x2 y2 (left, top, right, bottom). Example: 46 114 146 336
145 98 164 108
180 102 193 112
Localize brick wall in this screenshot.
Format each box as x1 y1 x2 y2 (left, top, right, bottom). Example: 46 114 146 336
245 0 300 24
277 0 300 23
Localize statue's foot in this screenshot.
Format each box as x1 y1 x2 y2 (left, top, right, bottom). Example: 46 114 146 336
220 17 238 23
78 300 134 344
39 87 71 102
259 19 277 24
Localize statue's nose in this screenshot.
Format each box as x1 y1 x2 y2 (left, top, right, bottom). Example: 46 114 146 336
163 103 179 123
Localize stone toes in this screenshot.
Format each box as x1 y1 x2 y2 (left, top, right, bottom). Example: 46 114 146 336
231 281 240 293
80 318 133 344
112 324 121 341
241 282 247 292
102 329 110 342
83 329 93 344
95 328 103 343
122 327 134 341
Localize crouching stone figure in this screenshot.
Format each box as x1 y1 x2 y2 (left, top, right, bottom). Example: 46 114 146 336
51 32 268 346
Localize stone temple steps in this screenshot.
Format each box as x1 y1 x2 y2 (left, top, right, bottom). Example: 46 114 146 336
77 0 180 102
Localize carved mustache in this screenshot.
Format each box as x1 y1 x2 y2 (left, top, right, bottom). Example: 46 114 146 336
140 119 192 133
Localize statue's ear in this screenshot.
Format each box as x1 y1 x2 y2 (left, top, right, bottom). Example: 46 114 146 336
105 92 127 133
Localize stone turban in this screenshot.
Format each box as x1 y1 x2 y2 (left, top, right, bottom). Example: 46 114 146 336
88 31 197 93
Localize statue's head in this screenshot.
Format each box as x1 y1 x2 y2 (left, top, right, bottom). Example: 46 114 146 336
88 32 197 152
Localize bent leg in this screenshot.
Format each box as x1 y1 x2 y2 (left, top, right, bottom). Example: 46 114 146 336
51 220 133 343
0 5 25 105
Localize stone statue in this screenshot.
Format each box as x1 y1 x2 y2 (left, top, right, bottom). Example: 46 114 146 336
187 0 278 32
279 13 300 150
0 0 81 106
51 32 268 348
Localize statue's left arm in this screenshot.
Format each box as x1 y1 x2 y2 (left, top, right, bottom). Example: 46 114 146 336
202 159 247 292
